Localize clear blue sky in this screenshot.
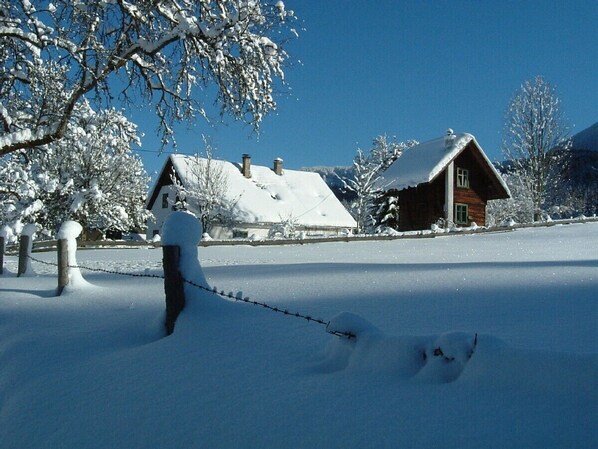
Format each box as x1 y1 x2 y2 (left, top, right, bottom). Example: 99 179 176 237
133 0 598 180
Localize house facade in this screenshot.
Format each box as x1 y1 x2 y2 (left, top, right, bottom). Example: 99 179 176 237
146 154 357 239
378 130 510 231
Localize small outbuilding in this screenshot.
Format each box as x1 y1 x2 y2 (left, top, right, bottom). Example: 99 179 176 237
378 130 510 231
146 154 357 239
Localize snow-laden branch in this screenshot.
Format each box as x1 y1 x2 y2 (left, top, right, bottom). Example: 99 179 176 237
0 0 297 156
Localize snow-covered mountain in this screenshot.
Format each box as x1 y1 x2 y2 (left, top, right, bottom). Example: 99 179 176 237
571 121 598 152
567 122 598 214
301 165 356 202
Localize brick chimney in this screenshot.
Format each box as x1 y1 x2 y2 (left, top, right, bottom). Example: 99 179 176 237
242 154 251 178
273 157 283 175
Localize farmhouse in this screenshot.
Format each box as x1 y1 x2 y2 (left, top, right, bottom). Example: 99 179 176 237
146 154 357 239
378 130 510 231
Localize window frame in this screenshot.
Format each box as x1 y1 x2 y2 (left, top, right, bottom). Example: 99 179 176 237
454 203 469 225
161 193 169 209
456 167 470 188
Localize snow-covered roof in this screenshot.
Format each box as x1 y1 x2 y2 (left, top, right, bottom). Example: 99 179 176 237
378 132 510 195
163 155 356 228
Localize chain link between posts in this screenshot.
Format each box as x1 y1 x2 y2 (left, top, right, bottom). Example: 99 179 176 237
27 255 355 339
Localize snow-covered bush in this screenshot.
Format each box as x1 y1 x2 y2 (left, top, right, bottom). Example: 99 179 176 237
268 214 299 239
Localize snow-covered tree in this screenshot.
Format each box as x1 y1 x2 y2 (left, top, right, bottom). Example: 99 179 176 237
486 171 535 225
0 101 150 238
502 76 572 221
340 149 382 234
171 140 236 234
0 0 296 156
375 194 400 229
341 135 417 233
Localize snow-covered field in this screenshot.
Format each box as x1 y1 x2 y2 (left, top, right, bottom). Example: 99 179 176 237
1 222 596 448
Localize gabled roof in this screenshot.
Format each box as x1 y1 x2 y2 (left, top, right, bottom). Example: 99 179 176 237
148 154 357 229
378 132 510 198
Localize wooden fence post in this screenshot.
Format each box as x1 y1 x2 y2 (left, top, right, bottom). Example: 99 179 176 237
56 239 69 295
0 236 4 275
17 234 30 277
162 245 185 335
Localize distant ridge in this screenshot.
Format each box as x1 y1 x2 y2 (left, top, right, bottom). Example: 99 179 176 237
301 166 356 203
571 122 598 152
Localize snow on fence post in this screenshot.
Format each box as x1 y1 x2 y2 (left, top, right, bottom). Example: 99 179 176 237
17 224 37 277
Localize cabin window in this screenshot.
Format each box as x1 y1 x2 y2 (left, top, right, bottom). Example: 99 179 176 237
232 230 249 239
162 193 169 208
456 168 470 188
455 203 469 225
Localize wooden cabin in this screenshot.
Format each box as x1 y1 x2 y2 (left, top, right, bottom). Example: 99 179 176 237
378 130 510 231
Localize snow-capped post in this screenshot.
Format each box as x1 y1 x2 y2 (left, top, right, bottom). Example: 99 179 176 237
17 224 37 277
161 211 208 335
55 221 86 295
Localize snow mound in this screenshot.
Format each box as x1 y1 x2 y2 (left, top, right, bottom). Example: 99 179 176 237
319 313 478 383
327 311 380 337
415 332 477 383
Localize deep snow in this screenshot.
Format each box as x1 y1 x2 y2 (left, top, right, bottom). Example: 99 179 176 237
0 222 596 448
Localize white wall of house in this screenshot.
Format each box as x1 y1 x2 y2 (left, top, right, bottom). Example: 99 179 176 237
145 184 178 240
207 224 352 240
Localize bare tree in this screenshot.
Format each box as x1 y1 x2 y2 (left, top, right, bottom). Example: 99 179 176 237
0 1 296 157
171 138 234 234
502 76 572 221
